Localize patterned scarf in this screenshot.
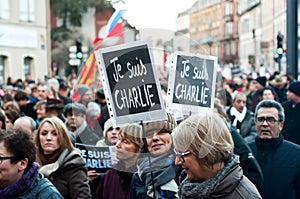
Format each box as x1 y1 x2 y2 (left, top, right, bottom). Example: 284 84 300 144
0 163 39 198
137 152 178 198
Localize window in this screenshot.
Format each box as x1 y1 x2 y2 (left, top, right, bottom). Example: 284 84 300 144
225 2 233 15
225 22 233 35
24 56 33 78
20 0 35 22
0 0 9 19
0 56 6 84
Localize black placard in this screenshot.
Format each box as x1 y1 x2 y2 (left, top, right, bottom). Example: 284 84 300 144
75 143 114 173
172 54 215 107
96 41 166 125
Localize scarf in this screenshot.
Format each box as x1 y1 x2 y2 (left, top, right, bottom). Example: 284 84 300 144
179 155 238 199
230 106 247 126
137 152 178 198
0 163 39 198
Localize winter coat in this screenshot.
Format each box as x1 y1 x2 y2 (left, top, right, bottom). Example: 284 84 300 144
39 148 91 199
249 136 300 199
178 155 261 199
68 121 100 146
230 125 263 192
0 163 63 199
17 172 63 199
95 162 136 199
281 101 300 145
227 107 257 143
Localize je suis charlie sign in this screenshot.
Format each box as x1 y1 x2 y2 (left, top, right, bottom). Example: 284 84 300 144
167 52 217 115
95 40 166 125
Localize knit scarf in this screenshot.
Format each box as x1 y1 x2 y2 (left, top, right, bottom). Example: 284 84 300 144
137 152 178 198
0 163 39 198
230 106 247 126
179 155 238 199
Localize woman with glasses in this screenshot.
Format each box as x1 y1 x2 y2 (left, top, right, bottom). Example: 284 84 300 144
0 129 63 198
172 113 261 199
95 123 144 199
35 117 91 199
130 112 180 199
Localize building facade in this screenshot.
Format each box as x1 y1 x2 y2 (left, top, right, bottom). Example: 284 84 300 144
0 0 50 83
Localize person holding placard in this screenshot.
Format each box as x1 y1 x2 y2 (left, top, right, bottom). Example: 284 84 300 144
130 113 180 199
95 123 144 199
36 117 91 199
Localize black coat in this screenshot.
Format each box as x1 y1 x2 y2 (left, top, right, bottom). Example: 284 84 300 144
230 125 263 192
249 136 300 199
281 101 300 145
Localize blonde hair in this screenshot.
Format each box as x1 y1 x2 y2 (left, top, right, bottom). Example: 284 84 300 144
118 123 143 152
36 117 74 164
172 112 233 169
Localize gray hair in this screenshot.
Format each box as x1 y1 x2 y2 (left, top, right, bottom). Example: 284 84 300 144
172 112 233 169
255 100 285 122
14 116 36 132
232 92 246 101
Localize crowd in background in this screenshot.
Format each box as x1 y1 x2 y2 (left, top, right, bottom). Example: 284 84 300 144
0 69 299 199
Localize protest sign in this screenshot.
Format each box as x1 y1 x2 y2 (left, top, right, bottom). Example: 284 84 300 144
167 52 217 115
95 40 166 125
75 143 115 173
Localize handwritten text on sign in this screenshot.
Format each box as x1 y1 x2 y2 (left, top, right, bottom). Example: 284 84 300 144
102 44 161 116
173 55 214 107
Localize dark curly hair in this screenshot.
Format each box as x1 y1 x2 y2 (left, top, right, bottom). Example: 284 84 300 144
0 129 36 172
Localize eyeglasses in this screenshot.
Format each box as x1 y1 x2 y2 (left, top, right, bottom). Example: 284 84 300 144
173 148 191 163
0 156 15 164
256 116 280 124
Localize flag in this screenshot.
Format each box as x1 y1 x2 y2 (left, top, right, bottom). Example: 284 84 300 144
72 9 126 102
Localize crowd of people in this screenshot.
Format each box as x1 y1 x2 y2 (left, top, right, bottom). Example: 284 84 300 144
0 71 299 199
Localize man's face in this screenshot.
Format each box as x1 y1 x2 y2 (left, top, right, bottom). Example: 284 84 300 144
81 91 93 106
232 94 246 113
37 85 48 101
66 111 86 130
256 107 283 139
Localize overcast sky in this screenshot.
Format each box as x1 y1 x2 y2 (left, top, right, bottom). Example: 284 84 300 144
111 0 197 31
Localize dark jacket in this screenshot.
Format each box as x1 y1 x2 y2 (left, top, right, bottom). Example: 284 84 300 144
95 163 136 199
17 172 63 199
39 148 91 199
178 155 261 199
249 136 300 199
68 121 100 146
0 163 63 199
281 101 300 145
230 125 263 192
227 107 257 143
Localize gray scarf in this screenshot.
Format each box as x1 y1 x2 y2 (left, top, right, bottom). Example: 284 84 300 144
179 155 239 199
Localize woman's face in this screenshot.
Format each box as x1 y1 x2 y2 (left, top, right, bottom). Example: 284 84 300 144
39 122 60 155
146 130 172 156
36 104 46 119
5 117 13 129
106 127 120 145
175 152 209 181
263 89 275 100
0 142 24 188
116 137 138 160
